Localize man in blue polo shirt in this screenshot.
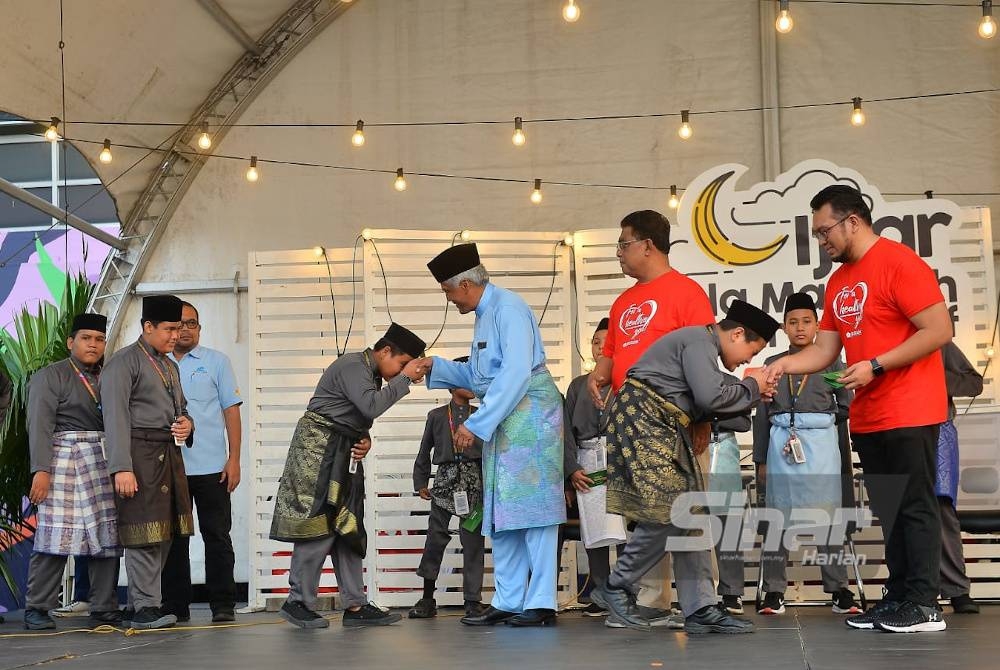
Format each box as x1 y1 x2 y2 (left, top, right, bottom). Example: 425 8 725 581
161 301 243 623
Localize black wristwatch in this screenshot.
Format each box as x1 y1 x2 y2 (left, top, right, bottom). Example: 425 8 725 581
870 358 885 377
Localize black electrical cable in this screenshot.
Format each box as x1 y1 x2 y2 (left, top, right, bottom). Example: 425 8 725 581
537 242 562 327
368 238 394 324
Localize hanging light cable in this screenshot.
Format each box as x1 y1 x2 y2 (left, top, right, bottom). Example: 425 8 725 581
678 110 693 140
245 155 260 182
980 1 997 39
562 0 580 23
668 185 679 209
776 0 793 34
394 167 407 191
512 117 526 146
530 179 543 204
352 120 366 147
197 122 212 150
99 139 113 164
850 97 866 127
44 117 60 142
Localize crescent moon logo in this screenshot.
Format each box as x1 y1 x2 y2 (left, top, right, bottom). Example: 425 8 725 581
691 171 788 266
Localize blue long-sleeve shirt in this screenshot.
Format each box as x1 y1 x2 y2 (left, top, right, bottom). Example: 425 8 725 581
427 282 547 442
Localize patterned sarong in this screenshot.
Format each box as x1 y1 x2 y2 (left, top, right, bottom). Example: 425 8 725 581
605 378 698 524
431 460 483 517
33 431 119 558
269 411 367 556
115 430 193 547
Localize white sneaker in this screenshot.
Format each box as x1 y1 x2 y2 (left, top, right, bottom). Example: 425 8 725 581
51 600 90 617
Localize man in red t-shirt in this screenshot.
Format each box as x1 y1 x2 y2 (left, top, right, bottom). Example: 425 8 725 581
586 210 715 624
764 185 952 634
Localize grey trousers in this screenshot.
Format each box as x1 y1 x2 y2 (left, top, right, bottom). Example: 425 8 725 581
125 542 170 610
939 498 971 599
607 521 716 616
416 501 485 602
287 535 366 610
716 548 747 596
760 544 849 594
26 553 118 612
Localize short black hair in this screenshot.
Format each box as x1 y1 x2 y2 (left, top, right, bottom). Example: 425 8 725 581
809 185 872 226
372 338 405 356
139 319 173 328
718 318 764 343
620 210 671 254
181 301 199 320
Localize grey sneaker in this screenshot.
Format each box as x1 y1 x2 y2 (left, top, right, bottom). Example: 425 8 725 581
874 601 946 633
591 584 650 631
24 608 56 630
685 604 755 635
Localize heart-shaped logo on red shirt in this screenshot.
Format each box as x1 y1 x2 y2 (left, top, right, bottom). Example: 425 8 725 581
619 300 658 340
831 282 868 330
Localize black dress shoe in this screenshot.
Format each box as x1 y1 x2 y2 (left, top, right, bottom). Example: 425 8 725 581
460 605 517 626
506 609 556 627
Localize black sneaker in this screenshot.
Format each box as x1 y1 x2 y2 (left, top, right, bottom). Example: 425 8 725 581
24 608 56 630
831 589 861 615
874 601 946 633
951 594 979 614
408 597 437 619
757 592 785 615
160 606 190 623
342 602 402 627
89 610 124 626
845 599 902 630
211 609 236 623
590 584 649 631
280 600 329 629
685 604 755 634
722 595 744 615
582 602 608 617
128 607 177 630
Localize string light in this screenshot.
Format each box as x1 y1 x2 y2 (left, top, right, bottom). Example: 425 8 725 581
980 1 997 39
776 0 793 34
668 185 679 209
925 190 934 199
512 117 526 146
530 179 543 204
987 346 996 359
562 233 575 246
562 0 580 23
99 139 113 164
352 120 366 147
678 110 692 140
850 97 866 127
197 122 212 150
361 228 374 240
245 155 259 182
44 117 60 142
460 229 472 241
313 246 325 257
394 167 407 191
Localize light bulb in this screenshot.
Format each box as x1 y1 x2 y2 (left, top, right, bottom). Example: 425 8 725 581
850 97 866 127
562 0 580 23
512 117 526 146
980 0 997 40
530 179 543 205
361 228 374 240
775 1 793 34
394 167 407 192
99 139 113 164
668 185 679 209
44 117 60 142
352 120 365 147
245 155 259 182
197 122 212 150
678 110 692 140
563 233 575 247
313 246 325 257
460 229 472 241
987 346 996 358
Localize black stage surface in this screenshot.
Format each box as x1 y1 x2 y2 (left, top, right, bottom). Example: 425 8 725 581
2 606 996 670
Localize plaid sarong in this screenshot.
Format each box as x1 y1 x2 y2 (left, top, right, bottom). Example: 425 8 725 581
33 431 119 557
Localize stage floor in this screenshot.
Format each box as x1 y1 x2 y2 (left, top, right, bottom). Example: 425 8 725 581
2 605 996 670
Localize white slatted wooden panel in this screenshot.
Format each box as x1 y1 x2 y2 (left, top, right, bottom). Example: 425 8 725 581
248 247 367 608
573 208 1000 604
360 230 576 607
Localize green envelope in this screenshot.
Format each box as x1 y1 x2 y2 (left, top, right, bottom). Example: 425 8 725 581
461 504 484 532
822 371 845 388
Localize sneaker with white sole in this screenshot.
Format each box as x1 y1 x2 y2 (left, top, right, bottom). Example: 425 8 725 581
831 589 861 615
581 602 608 617
722 595 744 615
757 592 785 615
50 600 89 618
874 602 946 633
845 599 902 630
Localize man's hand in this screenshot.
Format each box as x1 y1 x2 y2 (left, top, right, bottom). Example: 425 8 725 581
402 358 426 384
115 471 138 498
588 372 610 408
29 471 51 505
220 457 241 493
690 422 711 456
746 367 775 399
839 360 876 390
171 415 193 441
569 469 594 493
454 424 475 451
352 437 372 461
418 487 431 501
564 488 576 507
762 358 787 389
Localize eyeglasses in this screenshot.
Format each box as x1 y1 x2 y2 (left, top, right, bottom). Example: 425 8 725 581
616 238 649 251
811 215 851 242
180 320 200 330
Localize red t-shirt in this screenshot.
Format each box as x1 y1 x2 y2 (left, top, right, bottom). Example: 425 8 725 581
603 270 715 390
819 237 946 433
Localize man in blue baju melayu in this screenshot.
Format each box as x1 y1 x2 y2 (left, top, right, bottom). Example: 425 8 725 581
424 243 566 627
